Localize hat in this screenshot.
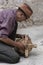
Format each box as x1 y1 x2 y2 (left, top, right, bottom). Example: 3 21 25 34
19 3 33 18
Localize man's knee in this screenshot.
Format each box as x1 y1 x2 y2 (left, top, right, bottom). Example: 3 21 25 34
10 53 20 63
0 42 20 63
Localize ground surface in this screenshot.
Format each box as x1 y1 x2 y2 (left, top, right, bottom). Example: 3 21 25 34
0 25 43 65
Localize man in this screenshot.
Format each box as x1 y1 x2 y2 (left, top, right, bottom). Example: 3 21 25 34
0 3 33 63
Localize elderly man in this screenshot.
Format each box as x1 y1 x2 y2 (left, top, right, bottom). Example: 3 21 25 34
0 3 33 63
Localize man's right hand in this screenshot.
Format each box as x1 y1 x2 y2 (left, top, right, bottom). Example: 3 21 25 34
16 41 25 54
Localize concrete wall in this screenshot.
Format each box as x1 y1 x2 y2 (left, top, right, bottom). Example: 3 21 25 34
0 0 43 28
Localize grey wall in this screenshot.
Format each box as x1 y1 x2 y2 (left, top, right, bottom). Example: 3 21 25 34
0 0 43 28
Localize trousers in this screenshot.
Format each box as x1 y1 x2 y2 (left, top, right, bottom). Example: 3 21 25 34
0 41 20 64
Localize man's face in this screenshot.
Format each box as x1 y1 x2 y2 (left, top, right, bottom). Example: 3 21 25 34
16 10 27 22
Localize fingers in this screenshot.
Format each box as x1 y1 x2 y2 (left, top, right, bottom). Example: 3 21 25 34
21 35 25 39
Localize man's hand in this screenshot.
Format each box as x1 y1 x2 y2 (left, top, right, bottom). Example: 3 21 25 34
16 34 25 39
16 41 25 54
16 34 31 40
20 34 31 40
15 34 32 54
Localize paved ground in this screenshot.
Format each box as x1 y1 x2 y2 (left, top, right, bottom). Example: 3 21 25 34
0 25 43 65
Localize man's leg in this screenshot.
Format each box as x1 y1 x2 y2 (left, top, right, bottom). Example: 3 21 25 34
0 42 20 63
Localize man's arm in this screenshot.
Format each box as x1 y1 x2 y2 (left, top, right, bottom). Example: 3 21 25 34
0 37 25 52
0 10 25 52
0 37 18 47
